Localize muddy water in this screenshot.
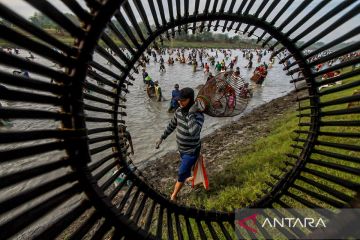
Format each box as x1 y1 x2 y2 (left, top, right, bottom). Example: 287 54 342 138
0 48 294 235
0 49 294 167
123 49 293 165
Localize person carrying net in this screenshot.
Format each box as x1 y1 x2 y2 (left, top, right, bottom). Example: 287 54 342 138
196 71 250 117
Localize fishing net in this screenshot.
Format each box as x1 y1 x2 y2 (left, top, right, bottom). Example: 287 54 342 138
197 71 251 117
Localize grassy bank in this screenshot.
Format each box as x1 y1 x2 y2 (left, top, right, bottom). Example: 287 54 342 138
0 28 74 48
0 38 258 49
161 40 259 49
0 27 260 49
187 67 360 211
190 107 298 210
144 67 359 238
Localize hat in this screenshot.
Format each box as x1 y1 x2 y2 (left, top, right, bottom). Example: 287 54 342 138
179 87 194 100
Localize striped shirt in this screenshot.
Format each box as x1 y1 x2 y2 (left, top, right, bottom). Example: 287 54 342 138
161 108 205 154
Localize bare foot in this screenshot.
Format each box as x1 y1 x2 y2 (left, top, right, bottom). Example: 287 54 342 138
170 193 177 202
185 176 194 183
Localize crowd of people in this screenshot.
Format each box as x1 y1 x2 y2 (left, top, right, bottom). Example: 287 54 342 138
3 44 352 118
1 44 359 201
1 45 357 124
135 46 279 113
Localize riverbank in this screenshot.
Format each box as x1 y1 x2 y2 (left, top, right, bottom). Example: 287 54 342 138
0 28 260 49
143 89 300 207
0 38 260 49
142 67 360 210
160 40 260 49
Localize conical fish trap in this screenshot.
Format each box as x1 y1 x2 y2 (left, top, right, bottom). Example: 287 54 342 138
197 71 250 117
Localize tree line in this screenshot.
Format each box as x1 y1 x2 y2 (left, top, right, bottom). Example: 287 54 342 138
9 12 252 44
1 12 349 50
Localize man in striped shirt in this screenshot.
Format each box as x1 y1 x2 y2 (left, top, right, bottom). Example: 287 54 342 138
156 87 205 201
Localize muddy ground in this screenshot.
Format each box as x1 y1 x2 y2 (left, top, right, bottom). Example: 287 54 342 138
142 90 299 203
55 90 300 239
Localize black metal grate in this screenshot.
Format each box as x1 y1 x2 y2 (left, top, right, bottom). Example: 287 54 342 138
0 0 359 239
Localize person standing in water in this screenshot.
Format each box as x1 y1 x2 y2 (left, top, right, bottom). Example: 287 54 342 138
154 80 163 102
159 55 164 65
192 59 198 72
168 84 181 113
204 62 210 73
246 59 253 68
159 56 166 72
215 61 222 72
233 67 241 77
156 88 204 201
142 68 148 84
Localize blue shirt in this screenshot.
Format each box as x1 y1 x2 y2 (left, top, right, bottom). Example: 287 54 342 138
171 89 181 107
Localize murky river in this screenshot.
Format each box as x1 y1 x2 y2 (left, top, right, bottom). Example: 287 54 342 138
0 48 294 167
124 49 293 164
0 48 295 236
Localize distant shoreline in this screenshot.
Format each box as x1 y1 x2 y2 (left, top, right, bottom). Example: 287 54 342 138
0 39 262 49
0 28 262 49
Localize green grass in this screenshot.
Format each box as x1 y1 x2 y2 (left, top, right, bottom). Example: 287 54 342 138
188 106 299 211
158 67 360 240
186 67 360 211
0 27 75 48
161 40 259 49
0 27 260 49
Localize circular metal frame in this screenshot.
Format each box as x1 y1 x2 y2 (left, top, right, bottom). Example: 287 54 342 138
0 0 359 239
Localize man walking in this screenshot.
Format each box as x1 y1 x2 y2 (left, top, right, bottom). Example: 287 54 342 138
156 88 204 201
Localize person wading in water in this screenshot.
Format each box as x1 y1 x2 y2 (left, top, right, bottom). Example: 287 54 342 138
168 84 181 113
155 87 204 201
